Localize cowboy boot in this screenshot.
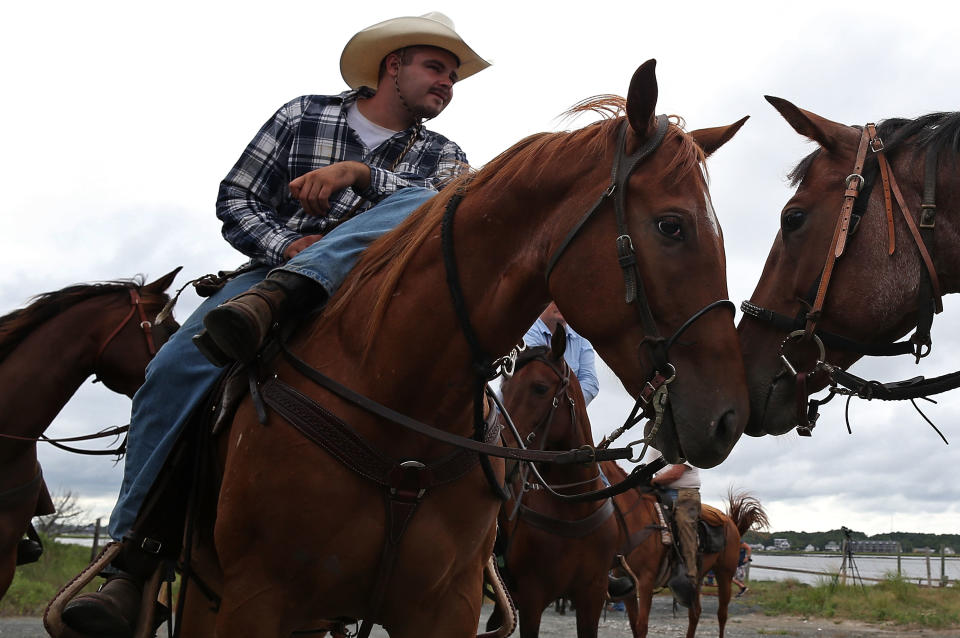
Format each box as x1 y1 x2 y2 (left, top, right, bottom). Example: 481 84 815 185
193 271 325 366
62 571 143 638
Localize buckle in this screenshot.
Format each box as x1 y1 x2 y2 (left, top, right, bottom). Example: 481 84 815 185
140 537 163 554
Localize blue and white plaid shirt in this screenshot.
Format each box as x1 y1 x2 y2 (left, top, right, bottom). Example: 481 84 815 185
217 89 468 266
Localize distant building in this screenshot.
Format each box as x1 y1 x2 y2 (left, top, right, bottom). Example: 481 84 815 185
748 543 764 552
773 538 790 550
913 547 936 554
945 547 955 555
824 541 840 552
804 544 817 552
849 540 900 554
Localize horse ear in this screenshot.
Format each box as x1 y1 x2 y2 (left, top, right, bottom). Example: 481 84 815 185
626 59 658 138
765 96 848 152
142 266 183 294
550 325 567 362
689 116 750 158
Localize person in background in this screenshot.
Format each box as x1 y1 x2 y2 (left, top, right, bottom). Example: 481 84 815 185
523 302 599 405
733 540 752 596
650 450 701 606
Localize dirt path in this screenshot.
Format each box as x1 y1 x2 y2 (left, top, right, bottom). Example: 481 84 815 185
3 596 958 637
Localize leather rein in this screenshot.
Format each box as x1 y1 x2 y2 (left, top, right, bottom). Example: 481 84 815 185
740 123 955 436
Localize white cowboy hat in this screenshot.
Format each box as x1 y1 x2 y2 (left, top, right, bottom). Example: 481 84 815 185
340 12 490 90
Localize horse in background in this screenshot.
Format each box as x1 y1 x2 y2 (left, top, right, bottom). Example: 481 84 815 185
605 462 768 638
169 59 750 637
0 269 180 599
739 99 960 436
491 327 620 637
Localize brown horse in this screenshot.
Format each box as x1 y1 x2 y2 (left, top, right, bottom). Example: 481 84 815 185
492 328 620 637
0 269 180 599
179 60 750 637
739 99 960 436
605 464 768 638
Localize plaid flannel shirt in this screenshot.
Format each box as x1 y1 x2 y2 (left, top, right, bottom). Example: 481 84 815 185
217 89 468 266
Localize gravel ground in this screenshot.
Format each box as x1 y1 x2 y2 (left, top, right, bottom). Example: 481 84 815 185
3 595 958 637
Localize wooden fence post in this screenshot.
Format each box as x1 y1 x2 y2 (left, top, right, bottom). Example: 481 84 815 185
90 517 101 562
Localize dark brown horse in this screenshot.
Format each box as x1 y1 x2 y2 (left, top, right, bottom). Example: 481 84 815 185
178 60 750 637
493 328 620 637
605 464 768 638
739 99 960 436
0 269 180 599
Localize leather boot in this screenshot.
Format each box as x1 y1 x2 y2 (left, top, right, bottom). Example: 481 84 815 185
62 571 143 638
194 271 325 366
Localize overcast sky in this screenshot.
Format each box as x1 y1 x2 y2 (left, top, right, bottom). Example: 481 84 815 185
2 1 957 536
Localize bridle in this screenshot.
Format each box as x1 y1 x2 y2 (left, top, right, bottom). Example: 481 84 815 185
741 123 950 435
92 287 163 379
540 116 735 458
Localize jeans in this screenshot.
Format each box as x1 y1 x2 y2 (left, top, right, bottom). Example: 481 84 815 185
108 187 436 539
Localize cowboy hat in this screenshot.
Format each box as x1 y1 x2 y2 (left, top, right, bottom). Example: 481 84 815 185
340 12 490 90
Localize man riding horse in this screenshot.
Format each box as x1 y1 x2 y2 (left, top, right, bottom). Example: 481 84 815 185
63 12 489 636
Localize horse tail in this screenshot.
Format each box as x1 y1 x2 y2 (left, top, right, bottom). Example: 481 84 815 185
726 487 770 538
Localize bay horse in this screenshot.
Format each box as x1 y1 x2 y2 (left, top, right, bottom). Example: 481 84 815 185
605 466 768 638
492 327 621 638
0 269 180 599
739 99 960 436
178 60 750 637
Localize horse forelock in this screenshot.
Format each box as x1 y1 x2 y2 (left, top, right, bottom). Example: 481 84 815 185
0 278 155 362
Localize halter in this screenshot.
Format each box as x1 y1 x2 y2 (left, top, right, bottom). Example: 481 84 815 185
92 287 160 376
741 123 947 435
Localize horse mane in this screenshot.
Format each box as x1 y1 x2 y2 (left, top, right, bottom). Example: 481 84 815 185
725 487 770 538
788 110 960 187
323 96 708 355
0 278 146 362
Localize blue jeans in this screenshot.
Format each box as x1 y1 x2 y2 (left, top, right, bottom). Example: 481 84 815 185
109 187 435 539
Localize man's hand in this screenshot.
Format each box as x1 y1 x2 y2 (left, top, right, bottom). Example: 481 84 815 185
283 234 325 260
289 161 371 216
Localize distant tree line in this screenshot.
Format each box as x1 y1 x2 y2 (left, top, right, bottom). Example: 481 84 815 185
743 529 960 553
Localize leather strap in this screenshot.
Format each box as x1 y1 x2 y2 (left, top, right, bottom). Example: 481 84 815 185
805 127 872 336
517 498 615 538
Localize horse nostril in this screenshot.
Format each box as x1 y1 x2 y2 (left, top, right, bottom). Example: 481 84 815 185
713 410 739 447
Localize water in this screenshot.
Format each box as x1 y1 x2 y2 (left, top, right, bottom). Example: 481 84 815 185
747 552 960 585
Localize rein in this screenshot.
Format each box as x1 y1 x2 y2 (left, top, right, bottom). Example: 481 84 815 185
741 123 950 435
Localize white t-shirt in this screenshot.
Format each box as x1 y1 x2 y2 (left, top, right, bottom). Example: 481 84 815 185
648 449 701 489
346 103 399 150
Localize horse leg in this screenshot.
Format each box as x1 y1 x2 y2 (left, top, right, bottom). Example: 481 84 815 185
387 582 486 638
0 549 14 600
214 578 299 638
716 573 732 638
684 589 702 638
630 584 653 638
573 590 603 638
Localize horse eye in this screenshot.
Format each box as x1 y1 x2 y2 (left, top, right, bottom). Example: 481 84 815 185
532 382 550 395
782 209 806 232
657 217 684 240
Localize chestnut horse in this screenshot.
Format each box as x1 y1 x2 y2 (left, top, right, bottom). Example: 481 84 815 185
739 99 960 436
0 269 180 599
180 60 750 637
605 465 768 638
492 328 620 638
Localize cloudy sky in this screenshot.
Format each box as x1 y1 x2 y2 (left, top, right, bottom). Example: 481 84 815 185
2 1 957 536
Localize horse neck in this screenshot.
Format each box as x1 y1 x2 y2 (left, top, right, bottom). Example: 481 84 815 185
322 142 612 431
929 157 960 293
0 293 129 440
